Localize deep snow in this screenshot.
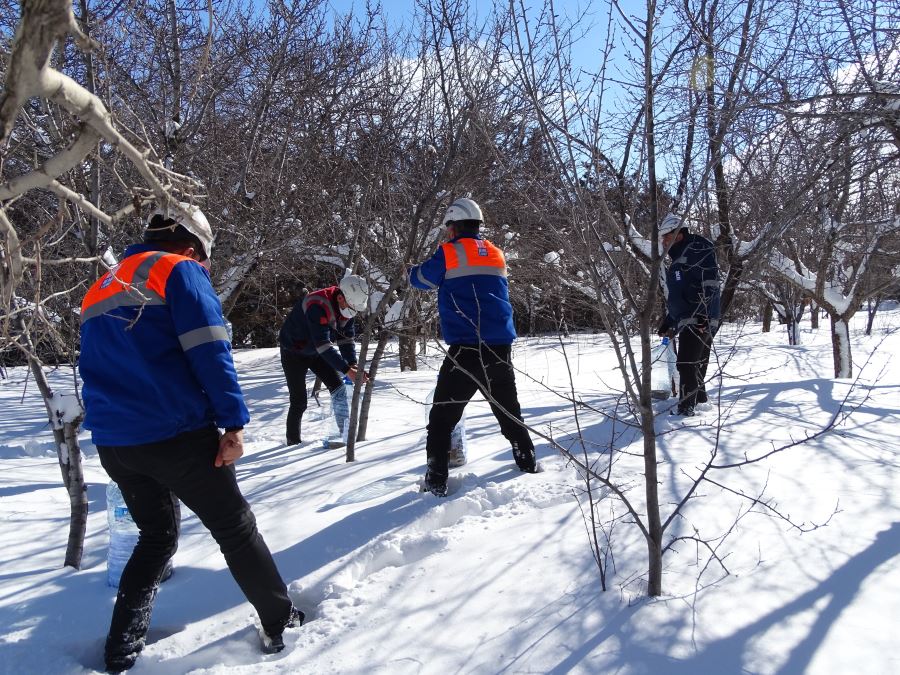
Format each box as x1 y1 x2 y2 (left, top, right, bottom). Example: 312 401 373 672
0 311 897 674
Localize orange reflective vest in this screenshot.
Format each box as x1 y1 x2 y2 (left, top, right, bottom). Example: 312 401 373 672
81 250 182 321
440 238 508 280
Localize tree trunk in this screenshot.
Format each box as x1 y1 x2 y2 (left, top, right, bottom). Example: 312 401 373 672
810 301 819 329
61 416 88 568
762 301 772 332
357 330 389 441
641 396 663 596
399 332 416 371
344 327 371 462
865 297 880 336
398 294 418 371
830 314 853 378
16 317 87 568
27 357 87 568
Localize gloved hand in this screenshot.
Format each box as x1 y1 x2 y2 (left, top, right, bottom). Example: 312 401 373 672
657 325 674 339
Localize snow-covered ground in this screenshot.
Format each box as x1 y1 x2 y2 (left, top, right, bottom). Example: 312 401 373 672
0 310 898 674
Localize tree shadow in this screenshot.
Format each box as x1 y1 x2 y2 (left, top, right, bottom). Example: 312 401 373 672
545 521 900 674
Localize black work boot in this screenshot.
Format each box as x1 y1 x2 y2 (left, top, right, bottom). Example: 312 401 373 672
512 441 537 473
672 405 695 417
104 585 158 672
423 470 448 497
261 606 305 654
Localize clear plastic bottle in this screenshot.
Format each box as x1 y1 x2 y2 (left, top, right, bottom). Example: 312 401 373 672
325 376 354 448
650 337 677 400
106 481 139 587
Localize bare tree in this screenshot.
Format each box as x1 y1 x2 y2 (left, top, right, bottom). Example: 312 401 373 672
1 0 201 567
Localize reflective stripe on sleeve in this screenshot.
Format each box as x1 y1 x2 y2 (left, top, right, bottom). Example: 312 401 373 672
415 267 438 289
316 341 336 354
444 266 507 279
178 325 230 351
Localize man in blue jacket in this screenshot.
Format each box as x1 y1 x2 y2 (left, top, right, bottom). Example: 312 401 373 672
409 197 536 497
80 204 301 671
656 213 721 416
278 275 369 446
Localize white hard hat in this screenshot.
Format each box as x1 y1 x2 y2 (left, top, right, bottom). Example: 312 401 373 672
146 202 214 260
658 213 683 237
339 274 370 312
441 198 483 226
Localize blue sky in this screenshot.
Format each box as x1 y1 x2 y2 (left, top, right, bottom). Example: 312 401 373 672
323 0 615 74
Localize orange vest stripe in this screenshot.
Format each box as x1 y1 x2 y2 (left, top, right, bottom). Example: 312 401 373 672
443 242 461 269
81 252 191 320
145 253 184 299
441 239 507 279
81 251 156 314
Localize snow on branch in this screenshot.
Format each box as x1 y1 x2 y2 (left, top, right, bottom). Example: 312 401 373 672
0 0 199 212
0 125 100 200
0 0 201 309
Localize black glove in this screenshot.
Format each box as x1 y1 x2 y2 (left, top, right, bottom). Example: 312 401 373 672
657 324 672 338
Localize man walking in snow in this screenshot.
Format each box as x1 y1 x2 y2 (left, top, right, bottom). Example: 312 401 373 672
408 197 536 497
656 213 721 416
278 275 369 446
80 204 302 671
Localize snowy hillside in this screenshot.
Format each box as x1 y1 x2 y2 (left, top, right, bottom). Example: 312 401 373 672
0 312 898 674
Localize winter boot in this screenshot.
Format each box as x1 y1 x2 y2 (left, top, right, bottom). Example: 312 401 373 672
671 405 695 417
104 582 160 673
261 606 305 654
105 650 139 673
512 441 537 473
423 470 448 497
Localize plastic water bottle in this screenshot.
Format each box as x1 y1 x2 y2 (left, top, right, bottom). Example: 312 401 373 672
650 337 677 400
106 481 174 587
325 377 354 448
106 481 139 587
448 410 468 468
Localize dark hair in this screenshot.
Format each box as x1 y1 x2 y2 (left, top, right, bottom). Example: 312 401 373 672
144 214 207 260
448 219 481 236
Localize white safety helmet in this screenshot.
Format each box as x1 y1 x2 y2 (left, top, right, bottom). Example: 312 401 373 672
658 213 684 237
339 274 370 313
145 202 214 260
441 197 483 226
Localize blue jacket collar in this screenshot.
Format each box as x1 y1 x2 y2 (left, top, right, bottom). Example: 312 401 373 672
124 242 164 257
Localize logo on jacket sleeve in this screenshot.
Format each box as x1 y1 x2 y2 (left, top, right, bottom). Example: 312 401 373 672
100 264 121 289
674 270 682 282
476 241 488 257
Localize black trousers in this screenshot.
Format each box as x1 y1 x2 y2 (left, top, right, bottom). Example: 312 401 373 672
676 326 712 408
426 344 533 480
281 348 343 444
98 427 291 661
